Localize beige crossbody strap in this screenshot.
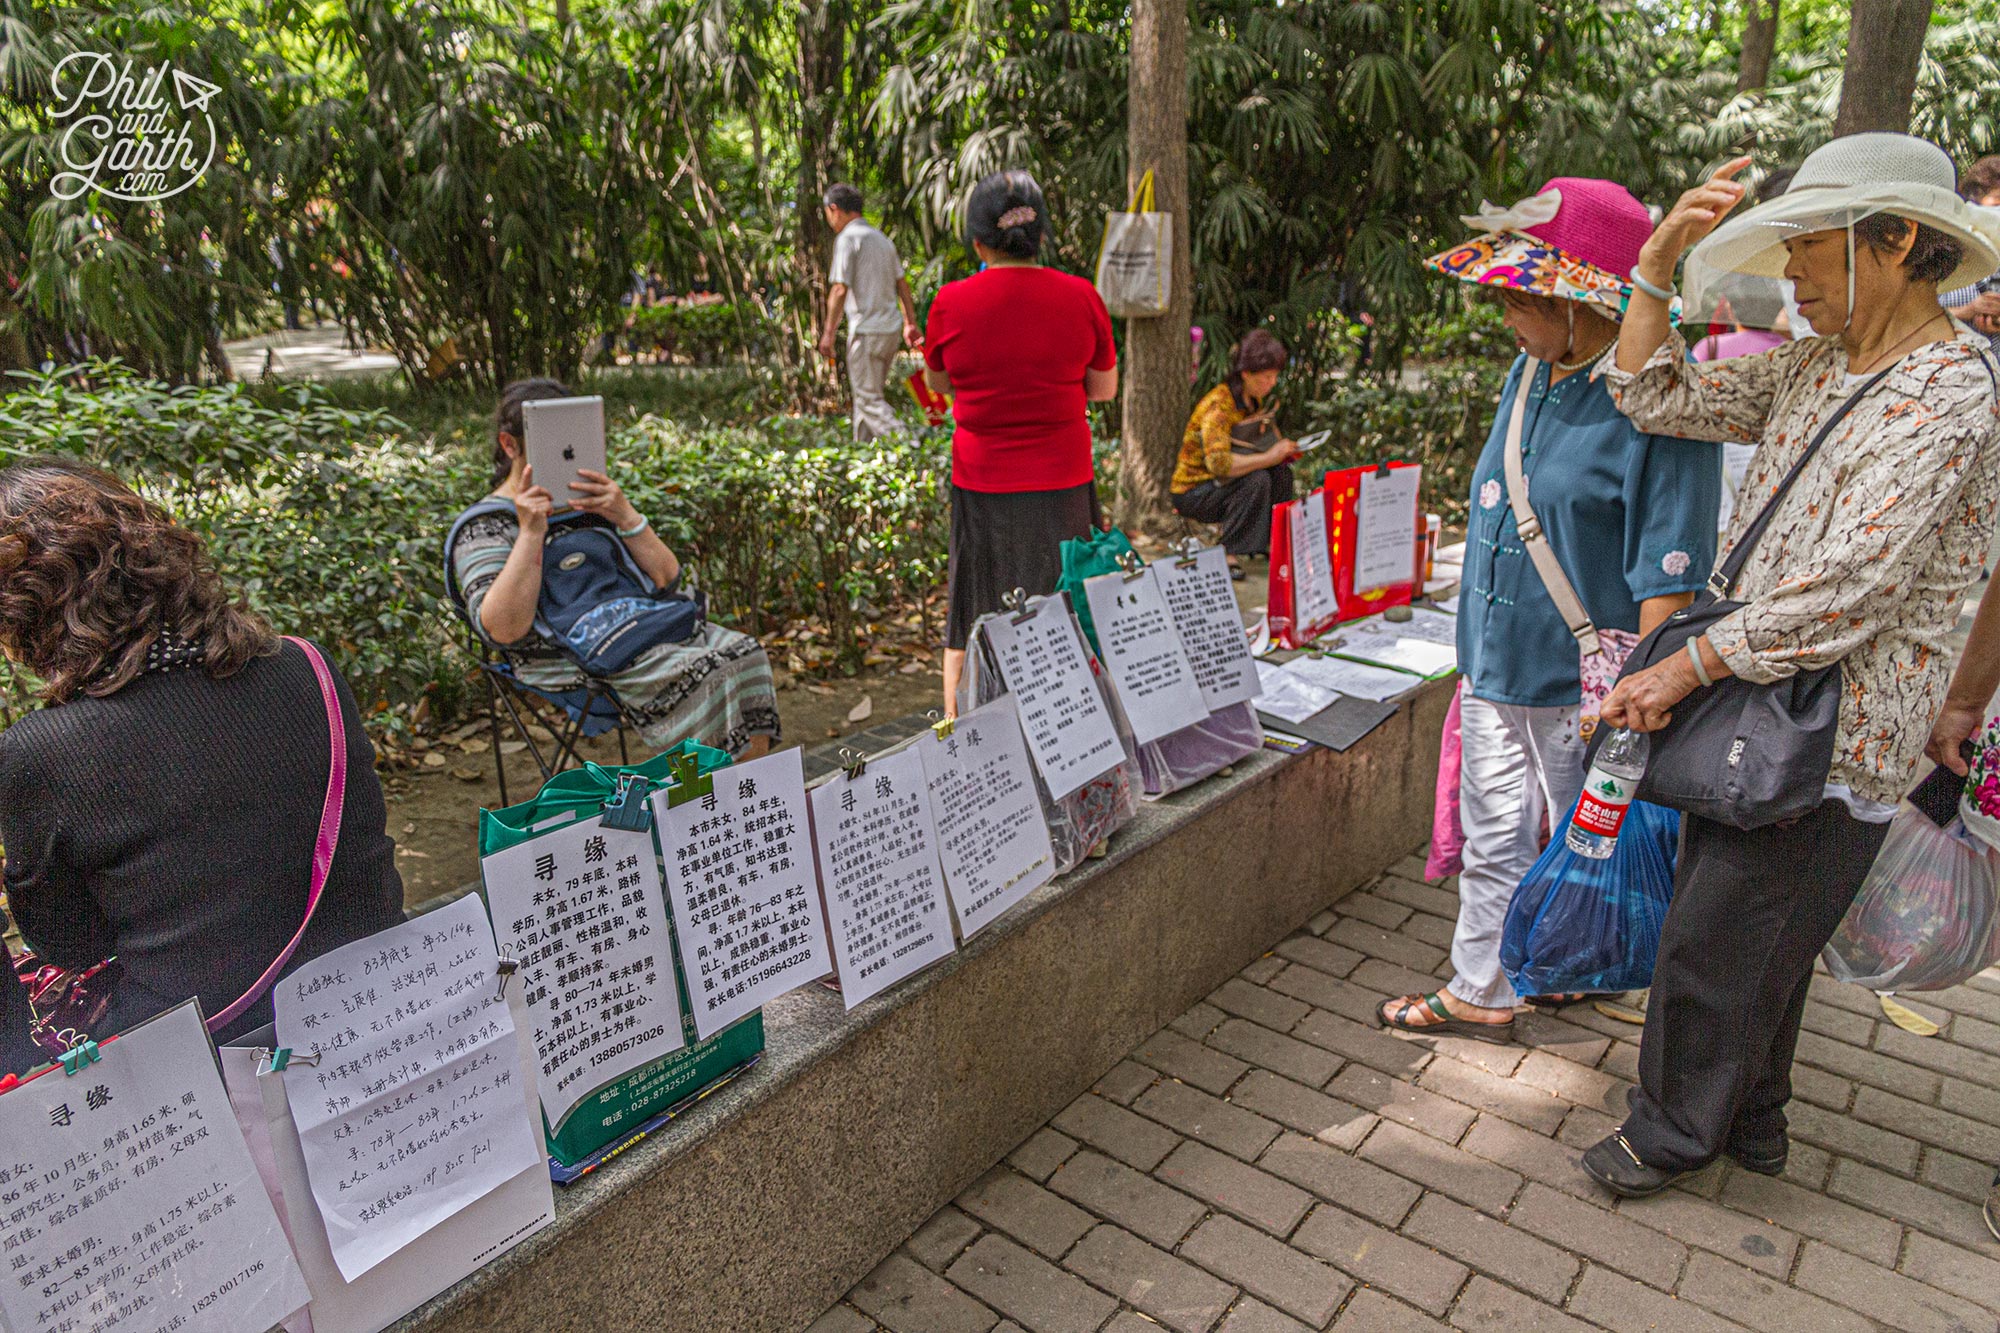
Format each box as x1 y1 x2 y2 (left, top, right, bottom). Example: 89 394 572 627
1503 356 1601 657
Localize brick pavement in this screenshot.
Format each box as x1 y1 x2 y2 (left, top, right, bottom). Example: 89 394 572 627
811 848 2000 1332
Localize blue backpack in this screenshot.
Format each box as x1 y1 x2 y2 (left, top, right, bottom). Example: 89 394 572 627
445 501 706 677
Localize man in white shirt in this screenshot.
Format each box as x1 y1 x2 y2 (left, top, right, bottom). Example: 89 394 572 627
817 183 921 441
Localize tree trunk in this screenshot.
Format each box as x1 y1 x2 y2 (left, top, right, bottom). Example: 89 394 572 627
1116 0 1193 538
1834 0 1934 135
793 0 845 404
1736 0 1780 92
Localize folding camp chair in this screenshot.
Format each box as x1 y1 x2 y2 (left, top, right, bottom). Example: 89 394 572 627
442 527 633 807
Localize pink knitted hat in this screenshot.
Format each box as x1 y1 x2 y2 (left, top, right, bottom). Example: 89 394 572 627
1424 177 1657 318
1520 178 1654 280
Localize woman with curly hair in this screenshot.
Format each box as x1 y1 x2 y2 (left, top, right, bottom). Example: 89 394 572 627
0 460 404 1072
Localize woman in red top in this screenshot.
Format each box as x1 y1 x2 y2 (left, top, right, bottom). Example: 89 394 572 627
925 170 1119 713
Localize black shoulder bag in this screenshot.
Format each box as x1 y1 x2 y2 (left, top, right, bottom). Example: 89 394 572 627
1591 363 1895 829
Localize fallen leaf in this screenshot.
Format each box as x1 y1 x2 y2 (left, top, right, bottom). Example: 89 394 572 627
898 661 926 675
458 737 491 753
847 696 873 723
422 752 447 768
401 822 417 834
1879 995 1940 1036
499 740 527 755
451 767 481 782
825 726 839 738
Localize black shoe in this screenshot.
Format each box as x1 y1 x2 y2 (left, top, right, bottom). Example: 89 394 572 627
1724 1136 1787 1177
1582 1132 1692 1199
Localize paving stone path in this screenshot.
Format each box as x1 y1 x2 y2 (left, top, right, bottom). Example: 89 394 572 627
810 847 2000 1333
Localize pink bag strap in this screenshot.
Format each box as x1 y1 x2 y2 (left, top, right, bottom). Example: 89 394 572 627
206 636 348 1033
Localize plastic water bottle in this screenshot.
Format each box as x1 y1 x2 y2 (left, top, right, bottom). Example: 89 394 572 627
1566 728 1650 859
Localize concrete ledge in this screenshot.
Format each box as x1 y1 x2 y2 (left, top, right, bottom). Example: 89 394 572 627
398 679 1452 1333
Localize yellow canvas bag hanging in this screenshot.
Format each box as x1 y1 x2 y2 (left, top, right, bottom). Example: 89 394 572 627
1094 169 1173 317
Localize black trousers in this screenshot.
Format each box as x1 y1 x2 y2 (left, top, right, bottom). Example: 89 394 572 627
1623 801 1890 1170
1171 464 1295 557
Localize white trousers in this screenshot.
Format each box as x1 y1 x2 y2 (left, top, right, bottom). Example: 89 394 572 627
848 330 903 441
1449 694 1587 1009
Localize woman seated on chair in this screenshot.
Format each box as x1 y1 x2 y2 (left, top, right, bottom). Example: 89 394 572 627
447 378 781 758
1170 330 1301 572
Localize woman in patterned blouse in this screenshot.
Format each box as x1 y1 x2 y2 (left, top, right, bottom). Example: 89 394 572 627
1584 134 2000 1198
1169 330 1301 570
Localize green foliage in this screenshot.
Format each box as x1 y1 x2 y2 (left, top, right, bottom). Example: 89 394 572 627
613 302 770 366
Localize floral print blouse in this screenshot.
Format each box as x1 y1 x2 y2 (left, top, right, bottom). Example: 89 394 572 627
1603 325 2000 805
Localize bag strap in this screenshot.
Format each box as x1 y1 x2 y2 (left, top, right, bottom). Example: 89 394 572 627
1503 356 1602 656
205 636 347 1033
1711 360 1896 598
1129 169 1155 214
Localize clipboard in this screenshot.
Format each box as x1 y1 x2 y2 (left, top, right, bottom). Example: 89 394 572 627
221 990 556 1333
1323 461 1422 624
475 740 765 1180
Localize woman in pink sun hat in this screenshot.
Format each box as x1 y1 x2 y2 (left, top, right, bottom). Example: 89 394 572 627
1374 179 1721 1045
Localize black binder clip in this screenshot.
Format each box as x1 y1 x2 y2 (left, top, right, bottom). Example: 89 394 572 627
839 746 868 780
600 771 653 833
1374 458 1393 477
1117 549 1147 581
494 955 520 1001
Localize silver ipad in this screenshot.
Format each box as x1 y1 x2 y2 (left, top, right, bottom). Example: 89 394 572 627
520 395 605 512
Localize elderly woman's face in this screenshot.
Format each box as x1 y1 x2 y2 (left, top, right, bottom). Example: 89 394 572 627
1497 290 1578 361
1782 223 1913 335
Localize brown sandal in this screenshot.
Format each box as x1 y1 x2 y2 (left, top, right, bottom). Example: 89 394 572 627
1376 992 1516 1045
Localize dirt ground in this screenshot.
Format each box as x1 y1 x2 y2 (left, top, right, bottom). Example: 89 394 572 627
381 664 946 906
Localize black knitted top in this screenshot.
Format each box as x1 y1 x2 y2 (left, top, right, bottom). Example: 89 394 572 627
0 637 405 1071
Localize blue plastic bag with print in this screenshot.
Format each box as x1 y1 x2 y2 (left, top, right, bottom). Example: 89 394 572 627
1501 799 1679 997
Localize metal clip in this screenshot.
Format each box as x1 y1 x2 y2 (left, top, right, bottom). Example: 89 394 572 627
1003 587 1035 623
1375 458 1393 476
257 1046 323 1076
1175 537 1203 567
495 956 520 1001
58 1040 100 1076
663 750 715 809
838 746 867 780
600 771 654 833
926 708 955 740
1117 549 1147 581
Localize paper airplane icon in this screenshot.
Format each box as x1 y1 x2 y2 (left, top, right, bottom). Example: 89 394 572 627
172 69 219 113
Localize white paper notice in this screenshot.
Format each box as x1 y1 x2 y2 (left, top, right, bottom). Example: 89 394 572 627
808 746 957 1009
1253 660 1338 724
1156 547 1261 710
1434 595 1461 614
980 597 1124 802
275 895 543 1282
917 694 1056 940
1082 569 1210 746
1390 608 1459 646
1354 466 1422 592
0 1001 309 1333
481 815 685 1129
1281 653 1418 703
654 748 834 1041
1331 622 1457 677
1290 493 1339 632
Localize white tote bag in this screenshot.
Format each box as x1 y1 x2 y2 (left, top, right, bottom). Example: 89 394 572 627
1095 169 1173 318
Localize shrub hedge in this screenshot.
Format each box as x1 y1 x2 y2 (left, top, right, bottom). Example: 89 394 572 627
0 335 1508 734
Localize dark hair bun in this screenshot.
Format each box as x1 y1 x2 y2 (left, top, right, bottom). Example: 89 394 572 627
966 170 1048 261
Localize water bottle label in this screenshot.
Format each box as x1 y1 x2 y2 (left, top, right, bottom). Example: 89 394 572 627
1572 770 1636 839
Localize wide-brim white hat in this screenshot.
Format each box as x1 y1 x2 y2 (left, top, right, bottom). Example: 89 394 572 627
1688 133 2000 299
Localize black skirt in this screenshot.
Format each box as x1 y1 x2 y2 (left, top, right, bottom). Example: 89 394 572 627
946 481 1099 649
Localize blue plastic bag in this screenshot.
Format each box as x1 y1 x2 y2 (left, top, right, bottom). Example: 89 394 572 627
1501 799 1680 997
